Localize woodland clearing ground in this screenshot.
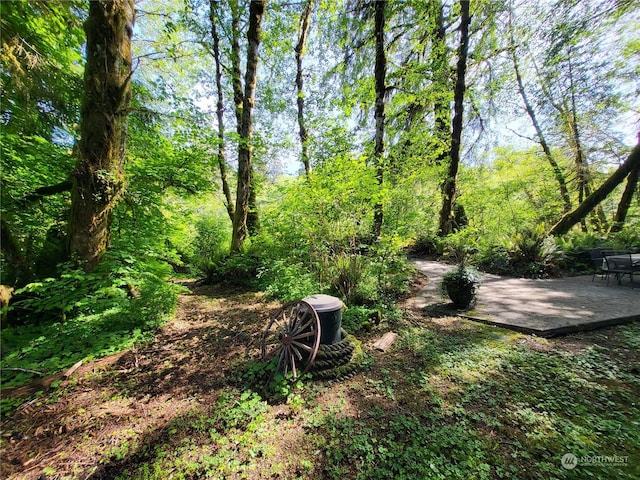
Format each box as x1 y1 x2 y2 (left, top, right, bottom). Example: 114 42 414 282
0 278 639 479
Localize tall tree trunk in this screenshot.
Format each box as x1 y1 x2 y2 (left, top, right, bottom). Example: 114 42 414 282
568 59 607 232
230 0 259 237
550 142 640 236
68 0 134 270
610 158 639 233
295 0 314 177
508 26 571 213
372 0 386 238
437 0 470 237
230 0 244 132
231 0 265 253
209 0 235 222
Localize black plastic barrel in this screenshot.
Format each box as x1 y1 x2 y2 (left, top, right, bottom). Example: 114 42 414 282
303 294 343 345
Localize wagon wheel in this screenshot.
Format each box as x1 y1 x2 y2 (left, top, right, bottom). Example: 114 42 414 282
261 300 321 379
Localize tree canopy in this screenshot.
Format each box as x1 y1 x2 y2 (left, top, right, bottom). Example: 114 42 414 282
1 0 638 299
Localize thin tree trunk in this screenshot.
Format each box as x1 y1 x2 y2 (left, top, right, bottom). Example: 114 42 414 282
209 0 235 222
438 0 470 237
295 0 314 177
231 0 265 252
550 142 640 236
68 0 134 269
610 159 639 232
508 26 571 213
372 0 386 238
567 60 609 231
230 0 244 132
247 186 260 236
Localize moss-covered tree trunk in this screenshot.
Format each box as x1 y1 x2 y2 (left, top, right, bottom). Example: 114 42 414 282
610 152 640 233
68 0 134 269
0 216 33 286
229 0 261 242
231 0 265 252
550 142 640 236
438 0 470 237
372 0 387 238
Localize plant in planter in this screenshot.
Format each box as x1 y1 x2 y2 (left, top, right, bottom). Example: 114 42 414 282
440 265 480 309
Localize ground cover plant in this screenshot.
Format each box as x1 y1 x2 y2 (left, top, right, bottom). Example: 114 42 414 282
1 280 638 479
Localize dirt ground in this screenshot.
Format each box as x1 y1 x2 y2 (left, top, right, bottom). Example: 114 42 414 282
0 282 283 478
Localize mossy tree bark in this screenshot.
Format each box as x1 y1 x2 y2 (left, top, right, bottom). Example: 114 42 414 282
231 0 265 253
295 0 315 178
229 0 261 242
610 148 640 233
550 142 640 236
438 0 470 237
372 0 387 238
68 0 134 269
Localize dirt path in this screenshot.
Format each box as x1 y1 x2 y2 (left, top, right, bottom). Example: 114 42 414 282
0 282 280 479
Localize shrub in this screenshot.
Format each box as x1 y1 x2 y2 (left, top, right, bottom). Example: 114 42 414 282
259 259 320 302
332 253 368 304
504 225 565 277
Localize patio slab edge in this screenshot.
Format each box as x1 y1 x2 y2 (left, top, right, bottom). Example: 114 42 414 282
459 312 640 338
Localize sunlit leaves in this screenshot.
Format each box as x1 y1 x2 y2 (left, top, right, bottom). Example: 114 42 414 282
0 0 85 137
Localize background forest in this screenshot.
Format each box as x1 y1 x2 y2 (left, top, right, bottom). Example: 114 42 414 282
1 0 639 396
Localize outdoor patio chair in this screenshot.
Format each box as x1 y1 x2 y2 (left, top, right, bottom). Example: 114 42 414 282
603 253 635 288
589 249 607 282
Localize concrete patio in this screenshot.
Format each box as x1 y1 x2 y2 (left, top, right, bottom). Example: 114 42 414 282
411 259 640 337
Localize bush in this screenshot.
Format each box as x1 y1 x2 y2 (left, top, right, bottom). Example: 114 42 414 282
331 253 368 304
503 225 565 277
408 234 443 256
342 305 380 333
259 259 320 302
192 213 232 276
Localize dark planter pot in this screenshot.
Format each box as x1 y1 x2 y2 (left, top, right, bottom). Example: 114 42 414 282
445 285 476 309
303 294 343 345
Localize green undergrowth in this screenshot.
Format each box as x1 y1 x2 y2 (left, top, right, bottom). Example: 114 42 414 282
48 320 640 480
0 253 183 415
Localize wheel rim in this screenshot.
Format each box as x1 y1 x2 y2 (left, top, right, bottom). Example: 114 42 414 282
261 300 321 379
